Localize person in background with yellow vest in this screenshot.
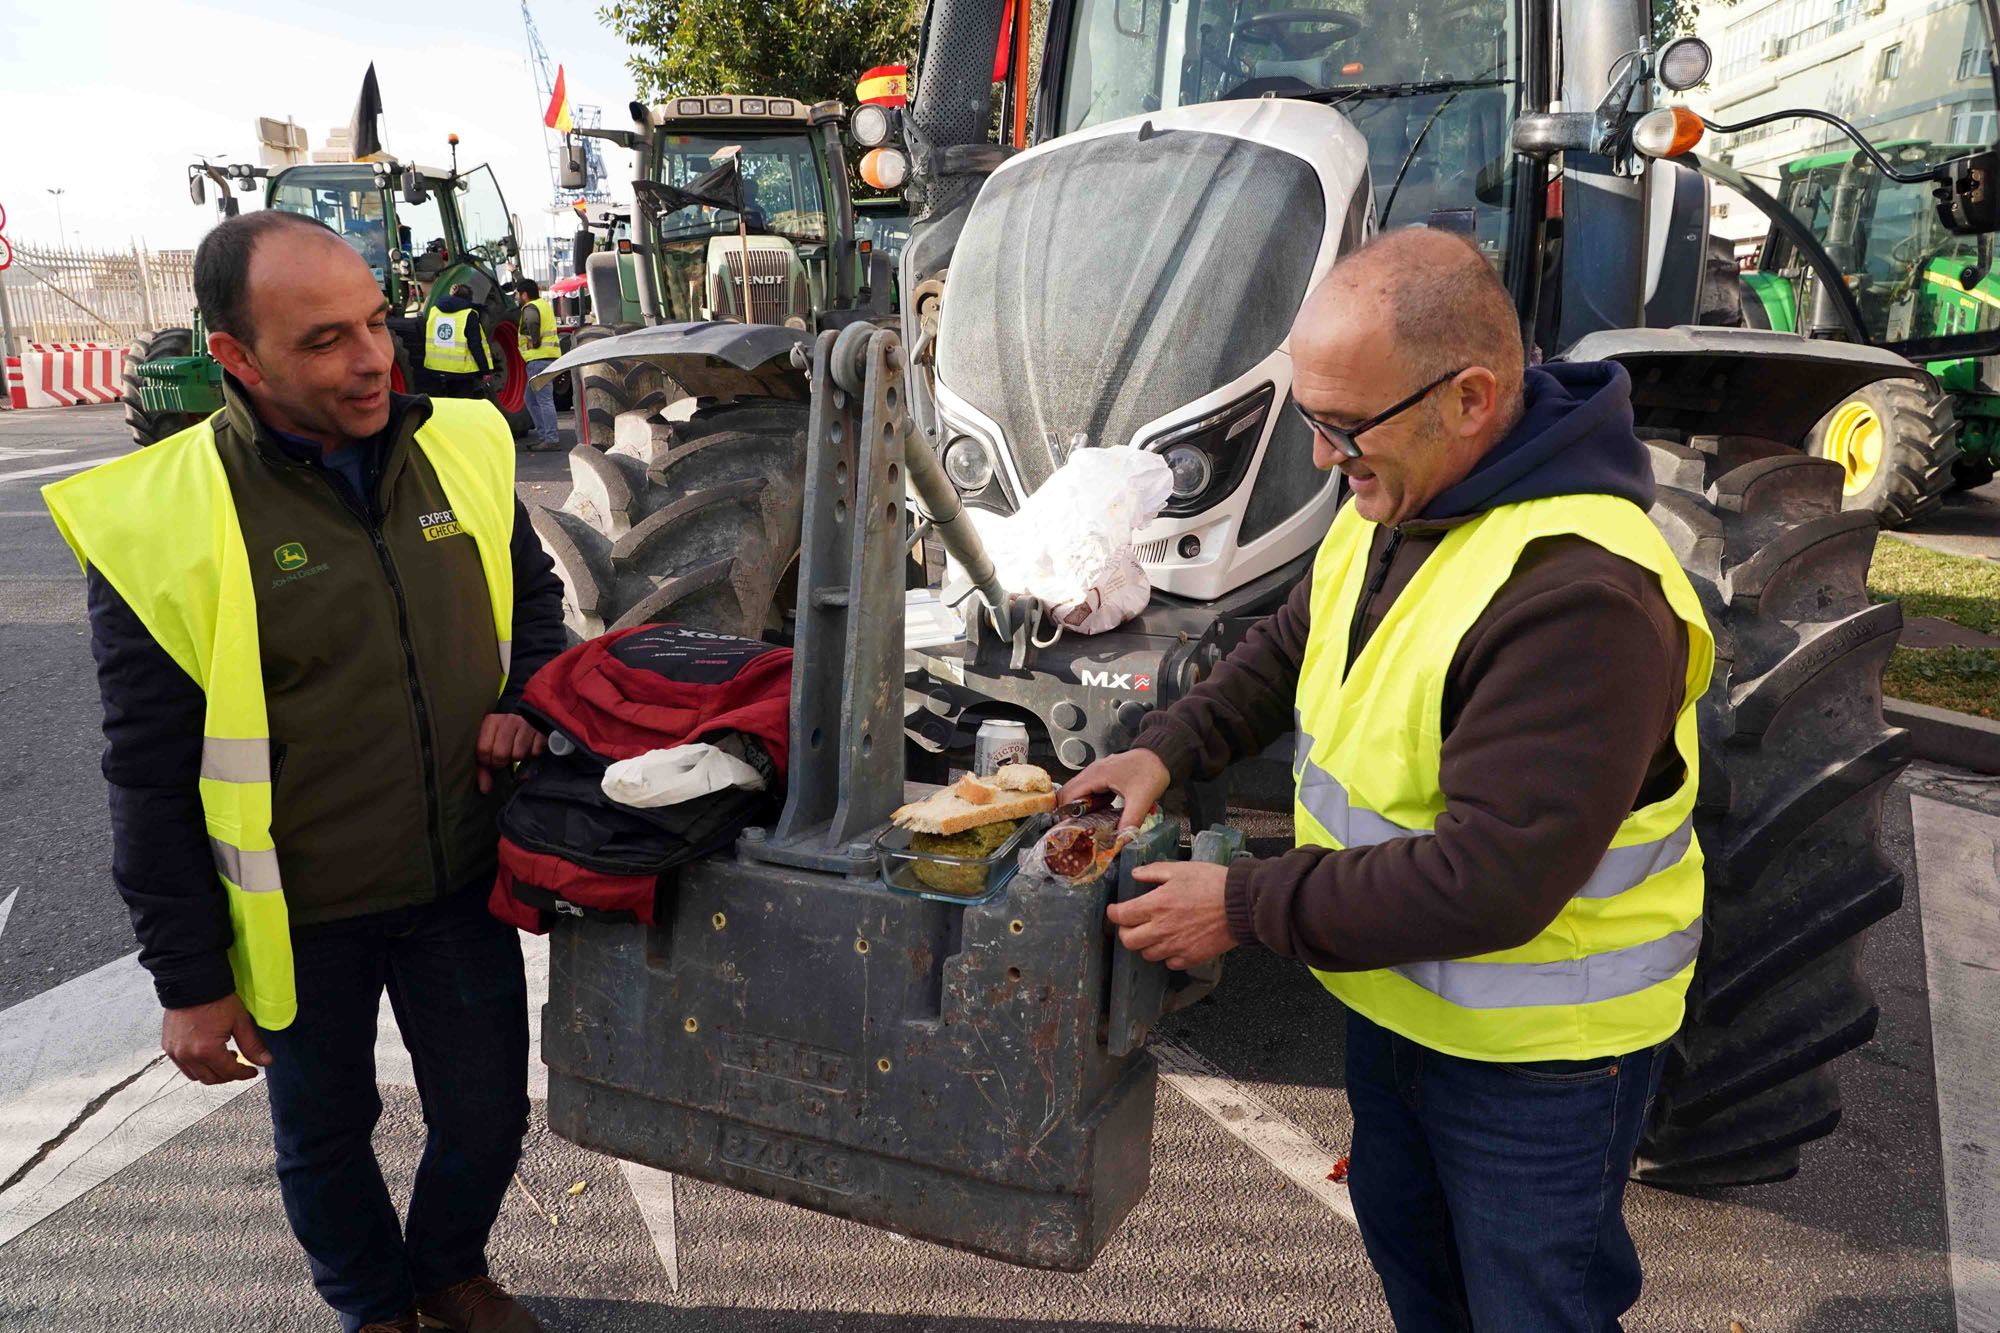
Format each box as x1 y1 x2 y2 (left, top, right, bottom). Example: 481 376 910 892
45 211 566 1333
1060 228 1713 1332
424 281 493 399
514 278 562 450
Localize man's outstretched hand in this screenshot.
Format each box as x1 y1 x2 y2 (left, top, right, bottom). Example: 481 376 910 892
1107 860 1236 971
1058 748 1172 832
162 994 272 1085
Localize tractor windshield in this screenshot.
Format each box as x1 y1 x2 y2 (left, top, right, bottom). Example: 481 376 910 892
453 166 515 273
270 167 393 285
1055 0 1520 270
654 132 829 244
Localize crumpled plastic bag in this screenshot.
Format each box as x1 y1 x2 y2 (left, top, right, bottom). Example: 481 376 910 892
601 742 766 809
956 447 1173 635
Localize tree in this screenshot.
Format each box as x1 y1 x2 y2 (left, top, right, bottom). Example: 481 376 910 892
600 0 920 106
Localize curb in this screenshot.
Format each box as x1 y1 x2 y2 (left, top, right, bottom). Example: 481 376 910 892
1887 697 2000 775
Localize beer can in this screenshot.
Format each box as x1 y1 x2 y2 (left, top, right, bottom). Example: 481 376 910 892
974 720 1030 775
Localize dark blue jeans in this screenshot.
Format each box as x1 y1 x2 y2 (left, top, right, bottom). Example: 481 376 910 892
257 885 529 1333
1343 1008 1664 1332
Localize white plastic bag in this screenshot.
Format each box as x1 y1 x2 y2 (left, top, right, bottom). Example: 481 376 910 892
956 447 1173 634
601 743 766 808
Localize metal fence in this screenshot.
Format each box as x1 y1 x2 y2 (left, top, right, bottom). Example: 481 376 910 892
0 241 197 352
2 238 568 354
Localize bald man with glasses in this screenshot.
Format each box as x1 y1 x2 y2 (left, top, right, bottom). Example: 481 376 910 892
1062 227 1708 1331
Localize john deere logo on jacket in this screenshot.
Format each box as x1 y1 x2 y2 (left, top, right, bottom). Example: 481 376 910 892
274 542 309 570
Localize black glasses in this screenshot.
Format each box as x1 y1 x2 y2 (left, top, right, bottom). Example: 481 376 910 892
1289 367 1469 460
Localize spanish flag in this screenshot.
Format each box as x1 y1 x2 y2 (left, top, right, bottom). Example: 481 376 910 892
544 63 574 135
856 64 908 107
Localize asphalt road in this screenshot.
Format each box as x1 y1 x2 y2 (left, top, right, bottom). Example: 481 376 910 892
0 403 1993 1332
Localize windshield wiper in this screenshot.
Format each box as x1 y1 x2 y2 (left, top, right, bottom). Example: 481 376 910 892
1309 77 1511 109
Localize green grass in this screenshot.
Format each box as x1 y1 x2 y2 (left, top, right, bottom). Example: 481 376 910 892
1867 537 2000 718
1882 646 2000 720
1868 537 2000 635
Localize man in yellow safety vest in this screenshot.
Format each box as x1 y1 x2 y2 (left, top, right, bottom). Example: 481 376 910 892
46 211 565 1333
423 281 493 399
514 277 562 449
1062 228 1712 1330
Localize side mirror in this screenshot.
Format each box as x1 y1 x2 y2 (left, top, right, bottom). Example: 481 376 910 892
188 171 207 206
558 142 589 190
401 167 429 205
1936 147 2000 236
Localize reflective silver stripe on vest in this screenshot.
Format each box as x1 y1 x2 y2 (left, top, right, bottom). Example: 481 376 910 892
1298 757 1693 899
210 837 284 893
199 737 270 784
1390 919 1702 1009
499 639 512 677
1574 814 1694 899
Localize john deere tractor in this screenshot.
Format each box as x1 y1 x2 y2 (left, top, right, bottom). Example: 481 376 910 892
538 0 2000 1196
123 149 536 448
558 94 899 441
1738 139 2000 522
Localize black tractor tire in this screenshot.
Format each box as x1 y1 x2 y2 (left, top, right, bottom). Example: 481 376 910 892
1805 378 1959 529
1951 451 1997 492
1635 431 1911 1188
570 323 676 447
533 399 809 641
121 327 207 447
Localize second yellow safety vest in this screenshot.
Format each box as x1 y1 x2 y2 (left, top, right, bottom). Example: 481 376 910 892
425 305 481 374
518 296 559 362
1294 494 1715 1062
42 399 517 1029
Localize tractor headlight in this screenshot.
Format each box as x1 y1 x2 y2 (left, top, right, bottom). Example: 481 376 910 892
1164 445 1214 500
943 436 995 492
1142 383 1275 516
851 102 894 148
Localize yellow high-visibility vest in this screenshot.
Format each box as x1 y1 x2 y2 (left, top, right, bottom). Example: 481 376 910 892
425 305 481 374
42 399 517 1029
517 296 560 362
1295 493 1715 1062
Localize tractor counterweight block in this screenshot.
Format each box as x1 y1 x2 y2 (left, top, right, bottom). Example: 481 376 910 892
541 826 1179 1270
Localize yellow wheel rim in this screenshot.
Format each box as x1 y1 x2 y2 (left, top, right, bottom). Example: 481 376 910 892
1821 400 1883 497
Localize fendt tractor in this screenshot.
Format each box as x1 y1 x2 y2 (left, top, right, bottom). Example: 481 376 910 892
123 144 537 447
527 0 2000 1258
1737 138 2000 523
557 93 902 440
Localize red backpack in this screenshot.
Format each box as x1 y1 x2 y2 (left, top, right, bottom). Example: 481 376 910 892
489 624 792 933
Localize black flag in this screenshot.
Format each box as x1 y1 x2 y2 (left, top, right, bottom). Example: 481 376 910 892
638 153 743 215
349 63 385 160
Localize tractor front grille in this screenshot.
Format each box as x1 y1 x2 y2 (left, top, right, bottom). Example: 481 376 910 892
721 249 803 326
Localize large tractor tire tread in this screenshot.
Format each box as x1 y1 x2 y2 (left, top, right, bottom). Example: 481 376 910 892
1806 378 1959 529
537 398 809 641
1634 430 1909 1188
571 323 679 445
121 327 208 448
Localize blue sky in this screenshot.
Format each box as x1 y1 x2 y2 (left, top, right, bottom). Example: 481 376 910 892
0 0 641 251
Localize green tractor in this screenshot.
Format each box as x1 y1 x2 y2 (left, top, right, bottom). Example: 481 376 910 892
123 150 537 448
559 93 899 442
1739 139 2000 523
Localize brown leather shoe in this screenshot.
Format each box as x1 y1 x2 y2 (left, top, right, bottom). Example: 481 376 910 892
417 1276 545 1333
356 1317 420 1333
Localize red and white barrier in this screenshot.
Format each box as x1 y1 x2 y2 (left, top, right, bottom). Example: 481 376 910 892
2 343 126 409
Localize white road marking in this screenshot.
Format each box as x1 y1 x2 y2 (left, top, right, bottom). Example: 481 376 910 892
1152 1034 1357 1227
0 950 262 1247
0 890 15 942
0 456 114 485
622 1162 681 1293
1911 796 2000 1333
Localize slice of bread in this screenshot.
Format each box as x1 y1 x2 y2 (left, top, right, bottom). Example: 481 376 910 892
955 775 996 805
990 763 1053 794
892 786 1056 835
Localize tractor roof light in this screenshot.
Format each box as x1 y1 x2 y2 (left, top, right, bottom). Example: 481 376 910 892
1633 107 1705 159
861 147 908 191
1656 37 1713 92
851 102 894 148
